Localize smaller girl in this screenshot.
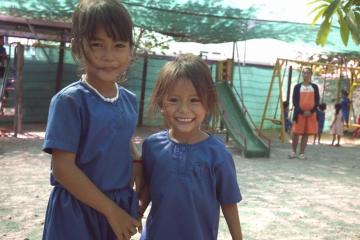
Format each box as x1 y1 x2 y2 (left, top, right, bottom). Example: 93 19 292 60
330 103 344 146
139 54 243 240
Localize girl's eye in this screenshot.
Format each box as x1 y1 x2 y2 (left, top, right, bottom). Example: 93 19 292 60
90 42 103 48
115 43 126 48
190 98 201 103
168 97 178 103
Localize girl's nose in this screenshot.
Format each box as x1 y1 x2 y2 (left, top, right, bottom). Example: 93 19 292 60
98 46 115 60
178 102 190 113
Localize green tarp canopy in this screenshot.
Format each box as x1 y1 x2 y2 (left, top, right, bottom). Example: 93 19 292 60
0 0 359 53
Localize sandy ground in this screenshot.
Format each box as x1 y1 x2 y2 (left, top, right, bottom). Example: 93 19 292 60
0 125 359 240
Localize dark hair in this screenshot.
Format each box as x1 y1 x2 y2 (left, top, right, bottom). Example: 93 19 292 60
149 54 218 122
71 0 133 61
334 103 341 115
283 101 289 108
302 67 313 75
341 89 349 97
319 103 327 111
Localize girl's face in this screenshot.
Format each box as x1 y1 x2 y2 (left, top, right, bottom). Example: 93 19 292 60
83 26 131 85
161 79 207 143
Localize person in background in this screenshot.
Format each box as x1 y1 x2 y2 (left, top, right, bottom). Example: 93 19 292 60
283 101 292 134
340 89 351 128
352 114 360 138
139 54 243 240
330 103 344 146
313 102 327 144
0 35 7 78
42 1 143 239
289 67 320 160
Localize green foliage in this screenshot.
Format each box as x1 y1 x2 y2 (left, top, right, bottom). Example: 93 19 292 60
133 28 172 54
337 9 350 45
309 0 360 46
316 18 332 45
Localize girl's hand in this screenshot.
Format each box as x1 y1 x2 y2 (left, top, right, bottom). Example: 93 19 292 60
106 203 141 240
303 111 311 117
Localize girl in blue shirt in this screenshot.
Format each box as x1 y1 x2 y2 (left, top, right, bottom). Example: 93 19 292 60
340 89 351 128
139 54 243 240
42 1 143 239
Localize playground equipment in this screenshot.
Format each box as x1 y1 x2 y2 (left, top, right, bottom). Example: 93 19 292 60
215 81 270 157
259 58 360 141
0 43 24 137
347 80 360 130
214 56 270 158
216 59 233 82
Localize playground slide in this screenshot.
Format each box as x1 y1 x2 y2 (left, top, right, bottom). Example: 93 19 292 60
215 82 270 158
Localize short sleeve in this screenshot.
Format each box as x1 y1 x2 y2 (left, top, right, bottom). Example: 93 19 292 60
215 152 242 204
43 93 81 154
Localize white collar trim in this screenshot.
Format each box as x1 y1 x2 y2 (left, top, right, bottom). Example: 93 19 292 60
81 74 119 103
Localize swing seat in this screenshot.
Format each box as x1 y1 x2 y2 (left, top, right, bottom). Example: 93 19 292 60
263 117 282 125
270 119 282 125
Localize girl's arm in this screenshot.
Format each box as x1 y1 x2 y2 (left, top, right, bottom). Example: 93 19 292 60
131 141 141 160
52 149 140 240
221 204 243 240
131 142 144 193
330 115 336 127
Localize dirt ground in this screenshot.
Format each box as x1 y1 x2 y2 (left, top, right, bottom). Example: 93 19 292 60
0 125 359 240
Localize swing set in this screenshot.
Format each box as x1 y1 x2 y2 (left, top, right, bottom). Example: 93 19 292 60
259 58 360 142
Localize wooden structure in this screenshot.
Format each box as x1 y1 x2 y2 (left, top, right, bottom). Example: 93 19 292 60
216 59 234 83
0 14 71 136
259 58 360 142
0 43 25 136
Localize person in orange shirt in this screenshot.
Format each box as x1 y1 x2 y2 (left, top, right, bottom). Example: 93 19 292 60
289 68 319 160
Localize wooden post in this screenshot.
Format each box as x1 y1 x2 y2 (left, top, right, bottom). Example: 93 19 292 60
13 43 24 137
138 52 148 126
278 60 286 143
259 58 281 131
55 40 65 93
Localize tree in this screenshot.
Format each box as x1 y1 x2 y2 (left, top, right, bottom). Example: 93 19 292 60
308 0 360 46
133 28 172 55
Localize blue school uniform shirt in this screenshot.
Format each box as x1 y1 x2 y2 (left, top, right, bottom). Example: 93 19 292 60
43 81 137 191
340 97 350 122
42 81 138 240
316 109 325 133
141 131 242 240
0 46 6 57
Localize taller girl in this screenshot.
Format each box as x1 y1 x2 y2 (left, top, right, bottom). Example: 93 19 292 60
42 1 142 239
